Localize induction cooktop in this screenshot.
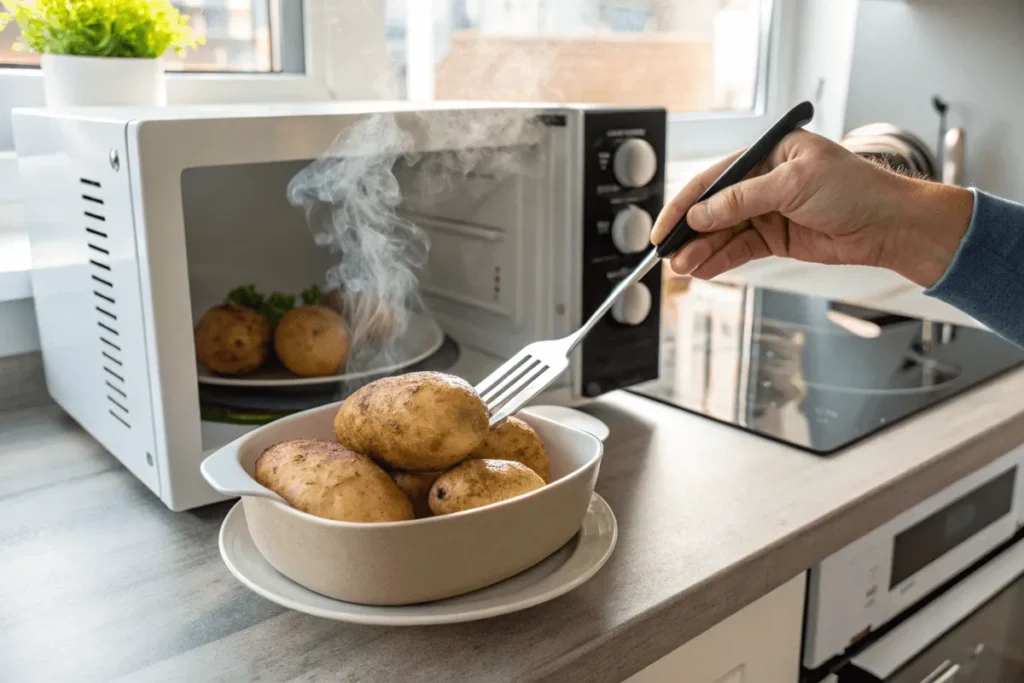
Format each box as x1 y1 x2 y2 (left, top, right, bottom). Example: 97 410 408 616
631 279 1024 454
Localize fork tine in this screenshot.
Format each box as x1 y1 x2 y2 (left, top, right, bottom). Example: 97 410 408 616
483 359 549 414
480 356 543 405
475 350 535 398
489 369 558 426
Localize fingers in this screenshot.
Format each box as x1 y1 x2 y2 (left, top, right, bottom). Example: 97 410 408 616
668 227 739 275
650 149 743 246
691 228 772 280
685 166 790 233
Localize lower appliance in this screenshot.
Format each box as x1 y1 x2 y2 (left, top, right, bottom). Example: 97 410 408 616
13 101 666 510
632 279 1024 454
801 443 1024 682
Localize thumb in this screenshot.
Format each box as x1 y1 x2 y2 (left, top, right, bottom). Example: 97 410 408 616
686 167 789 232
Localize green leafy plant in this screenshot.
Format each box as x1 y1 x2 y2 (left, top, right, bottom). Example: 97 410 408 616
301 284 324 306
0 0 203 58
225 285 264 310
259 292 296 328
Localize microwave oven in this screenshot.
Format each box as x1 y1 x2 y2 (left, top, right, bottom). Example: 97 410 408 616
803 443 1024 676
12 101 666 511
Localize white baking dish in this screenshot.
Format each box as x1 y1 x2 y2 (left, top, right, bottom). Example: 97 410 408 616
200 403 604 605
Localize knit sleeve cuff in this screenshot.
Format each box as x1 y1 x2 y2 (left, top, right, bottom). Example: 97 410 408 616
924 188 1024 344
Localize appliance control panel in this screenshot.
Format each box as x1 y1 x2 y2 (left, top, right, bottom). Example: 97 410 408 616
579 108 666 397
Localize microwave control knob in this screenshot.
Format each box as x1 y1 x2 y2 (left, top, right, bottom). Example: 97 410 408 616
613 138 658 188
611 205 653 254
611 282 652 326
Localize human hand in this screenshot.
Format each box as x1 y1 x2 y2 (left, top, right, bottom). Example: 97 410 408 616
651 130 974 288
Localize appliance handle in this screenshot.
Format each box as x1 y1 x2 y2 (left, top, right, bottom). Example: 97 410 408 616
922 661 960 683
200 444 288 504
850 539 1024 678
942 128 966 186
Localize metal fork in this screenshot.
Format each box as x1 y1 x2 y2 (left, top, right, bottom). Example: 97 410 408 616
477 101 815 426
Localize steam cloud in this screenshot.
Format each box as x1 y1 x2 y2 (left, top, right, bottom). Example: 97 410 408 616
287 114 426 382
286 108 545 389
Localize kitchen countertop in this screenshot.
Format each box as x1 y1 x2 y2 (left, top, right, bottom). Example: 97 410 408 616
5 370 1024 683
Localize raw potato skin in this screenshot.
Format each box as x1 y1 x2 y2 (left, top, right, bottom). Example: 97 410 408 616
430 456 544 516
333 372 489 472
392 470 444 518
429 458 545 516
194 304 271 375
274 305 350 377
473 416 550 482
254 439 413 522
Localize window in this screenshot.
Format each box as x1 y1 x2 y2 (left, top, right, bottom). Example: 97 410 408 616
386 0 795 158
0 1 331 154
388 0 765 112
0 1 305 73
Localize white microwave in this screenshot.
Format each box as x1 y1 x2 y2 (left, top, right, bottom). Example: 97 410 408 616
803 444 1024 673
13 101 666 511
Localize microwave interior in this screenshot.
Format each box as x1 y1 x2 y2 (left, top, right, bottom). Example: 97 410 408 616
179 143 553 443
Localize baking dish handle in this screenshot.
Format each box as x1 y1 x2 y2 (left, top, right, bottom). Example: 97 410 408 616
200 445 287 504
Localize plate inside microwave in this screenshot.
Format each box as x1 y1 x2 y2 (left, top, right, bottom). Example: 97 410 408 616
197 313 445 388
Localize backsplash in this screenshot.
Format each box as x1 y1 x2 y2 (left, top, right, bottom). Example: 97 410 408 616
846 0 1024 201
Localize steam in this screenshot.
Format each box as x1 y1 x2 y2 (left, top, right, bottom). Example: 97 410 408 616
286 108 545 387
287 114 425 381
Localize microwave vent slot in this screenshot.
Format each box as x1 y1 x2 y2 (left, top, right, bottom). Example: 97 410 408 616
82 178 129 430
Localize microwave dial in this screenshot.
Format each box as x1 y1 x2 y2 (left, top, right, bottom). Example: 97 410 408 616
611 205 654 254
613 138 658 188
611 282 653 326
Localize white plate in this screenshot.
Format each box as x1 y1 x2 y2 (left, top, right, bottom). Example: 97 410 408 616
219 493 617 626
197 313 445 388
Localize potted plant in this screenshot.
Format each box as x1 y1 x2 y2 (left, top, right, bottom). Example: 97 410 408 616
0 0 203 107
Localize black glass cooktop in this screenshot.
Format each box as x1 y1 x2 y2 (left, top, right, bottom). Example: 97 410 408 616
631 280 1024 454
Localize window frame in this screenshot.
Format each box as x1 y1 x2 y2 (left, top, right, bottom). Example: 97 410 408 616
666 0 799 160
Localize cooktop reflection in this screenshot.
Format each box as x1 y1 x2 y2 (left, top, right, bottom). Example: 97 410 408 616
631 280 1024 454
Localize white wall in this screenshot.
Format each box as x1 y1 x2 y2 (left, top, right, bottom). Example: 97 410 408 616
845 0 1024 201
789 0 859 142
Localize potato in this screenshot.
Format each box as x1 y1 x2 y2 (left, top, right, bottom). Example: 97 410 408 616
351 299 400 343
391 470 444 518
254 439 412 522
273 305 350 377
473 416 550 482
333 371 489 471
429 459 545 516
194 304 271 375
323 289 400 343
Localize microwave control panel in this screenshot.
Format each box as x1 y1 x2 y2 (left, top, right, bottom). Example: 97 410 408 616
579 108 666 397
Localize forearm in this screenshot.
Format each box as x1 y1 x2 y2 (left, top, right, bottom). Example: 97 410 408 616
888 182 1024 346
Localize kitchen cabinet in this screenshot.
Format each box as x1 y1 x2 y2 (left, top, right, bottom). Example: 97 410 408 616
625 573 805 683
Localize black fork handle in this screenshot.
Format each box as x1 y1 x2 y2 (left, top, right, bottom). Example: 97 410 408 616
655 100 815 259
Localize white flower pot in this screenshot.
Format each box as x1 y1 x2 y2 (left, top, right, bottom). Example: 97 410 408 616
41 54 167 107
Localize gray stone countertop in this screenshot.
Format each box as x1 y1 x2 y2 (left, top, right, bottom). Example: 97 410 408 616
4 370 1024 682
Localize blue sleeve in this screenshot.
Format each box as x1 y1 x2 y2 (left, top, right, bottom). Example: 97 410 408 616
924 189 1024 346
